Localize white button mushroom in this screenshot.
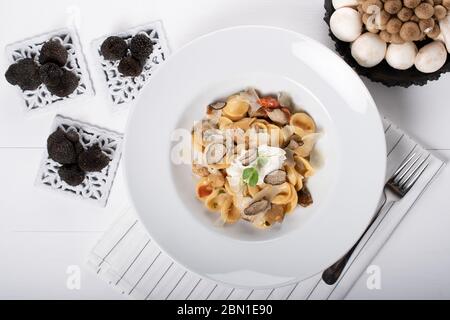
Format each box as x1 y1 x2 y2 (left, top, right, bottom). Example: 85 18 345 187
332 0 359 9
438 15 450 53
351 33 387 68
330 7 363 42
415 41 448 73
386 42 418 70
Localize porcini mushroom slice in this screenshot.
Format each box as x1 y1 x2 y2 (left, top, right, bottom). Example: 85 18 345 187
264 170 287 186
244 199 271 216
281 125 295 142
267 108 289 125
298 187 313 207
209 101 227 110
286 134 304 150
205 143 227 164
264 204 285 225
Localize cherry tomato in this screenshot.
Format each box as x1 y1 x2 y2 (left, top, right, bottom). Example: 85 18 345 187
198 184 213 198
259 97 280 108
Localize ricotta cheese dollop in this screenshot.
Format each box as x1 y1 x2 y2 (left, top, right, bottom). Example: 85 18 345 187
226 145 286 193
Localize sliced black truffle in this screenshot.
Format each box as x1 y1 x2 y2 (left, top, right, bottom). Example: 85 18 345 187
47 128 77 164
58 164 85 186
100 36 128 61
47 69 79 97
39 39 68 67
118 56 143 77
39 63 64 87
130 33 153 62
5 58 42 91
78 144 110 172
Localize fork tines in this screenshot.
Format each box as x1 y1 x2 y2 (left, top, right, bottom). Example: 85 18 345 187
389 152 430 195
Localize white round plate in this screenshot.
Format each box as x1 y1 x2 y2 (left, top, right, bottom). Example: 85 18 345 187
124 26 386 288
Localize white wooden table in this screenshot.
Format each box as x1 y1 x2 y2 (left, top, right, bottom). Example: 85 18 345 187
1 0 450 299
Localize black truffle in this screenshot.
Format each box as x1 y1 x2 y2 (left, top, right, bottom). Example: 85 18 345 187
64 129 79 143
65 129 84 155
39 63 64 87
130 33 153 62
100 36 128 61
39 39 68 67
47 128 77 164
47 69 79 97
5 58 42 91
78 144 110 172
118 56 143 77
74 141 84 156
58 164 85 186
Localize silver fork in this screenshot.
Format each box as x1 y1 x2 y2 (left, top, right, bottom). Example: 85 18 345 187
322 152 430 285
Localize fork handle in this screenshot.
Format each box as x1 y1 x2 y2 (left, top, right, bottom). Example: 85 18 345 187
322 195 392 285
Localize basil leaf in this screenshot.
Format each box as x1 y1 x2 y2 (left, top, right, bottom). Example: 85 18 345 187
248 171 259 187
242 168 254 180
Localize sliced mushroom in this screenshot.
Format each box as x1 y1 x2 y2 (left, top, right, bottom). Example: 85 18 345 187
267 108 289 125
264 204 286 226
192 164 209 177
205 143 226 164
298 187 313 207
238 148 257 166
286 134 304 150
243 198 271 216
209 101 227 110
281 125 295 142
264 170 287 185
283 148 296 167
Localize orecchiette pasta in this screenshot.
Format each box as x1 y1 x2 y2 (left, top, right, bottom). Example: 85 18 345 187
223 96 250 121
192 88 321 229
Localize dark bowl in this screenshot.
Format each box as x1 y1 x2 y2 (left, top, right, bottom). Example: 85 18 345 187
324 0 450 87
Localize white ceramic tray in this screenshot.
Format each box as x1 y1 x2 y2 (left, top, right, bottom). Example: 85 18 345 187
91 21 170 109
35 115 123 207
5 28 95 114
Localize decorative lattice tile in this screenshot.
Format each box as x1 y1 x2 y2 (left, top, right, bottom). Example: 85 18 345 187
5 28 95 113
35 115 123 207
91 21 170 108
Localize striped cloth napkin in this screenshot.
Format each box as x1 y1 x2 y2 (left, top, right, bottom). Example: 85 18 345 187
86 118 445 300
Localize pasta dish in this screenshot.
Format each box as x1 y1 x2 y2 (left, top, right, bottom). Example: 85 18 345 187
191 88 320 229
